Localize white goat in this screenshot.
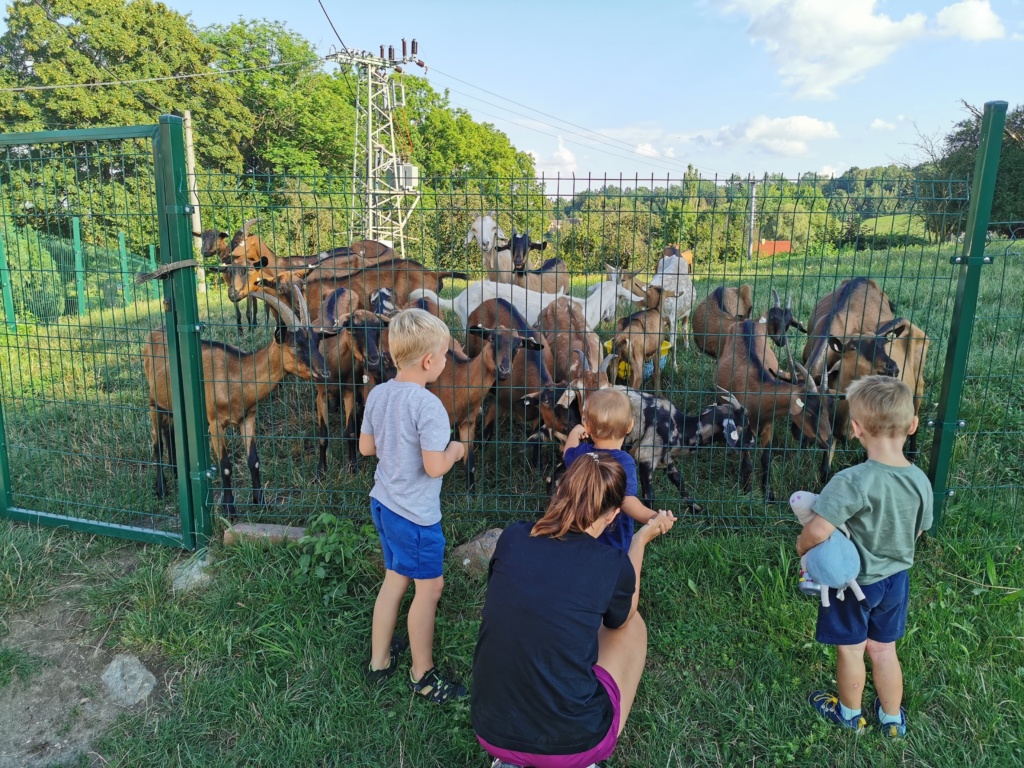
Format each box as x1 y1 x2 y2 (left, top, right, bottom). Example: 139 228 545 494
568 280 646 330
649 251 697 364
410 281 565 328
466 212 514 284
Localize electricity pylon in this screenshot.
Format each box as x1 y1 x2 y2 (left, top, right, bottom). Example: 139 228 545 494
326 40 424 256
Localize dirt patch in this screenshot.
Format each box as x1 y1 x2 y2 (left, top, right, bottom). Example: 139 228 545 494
0 589 160 767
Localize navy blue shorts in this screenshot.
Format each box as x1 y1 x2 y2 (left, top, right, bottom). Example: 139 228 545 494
370 498 445 580
815 569 910 646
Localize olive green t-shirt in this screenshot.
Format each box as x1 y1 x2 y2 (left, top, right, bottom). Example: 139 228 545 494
812 460 933 585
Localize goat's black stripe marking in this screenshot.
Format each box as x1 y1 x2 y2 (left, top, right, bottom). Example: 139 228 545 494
710 285 726 310
740 320 775 383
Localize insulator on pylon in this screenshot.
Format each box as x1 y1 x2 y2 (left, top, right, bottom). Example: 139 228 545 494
380 45 385 58
388 45 395 60
411 39 418 55
402 38 407 57
416 59 425 68
394 65 403 73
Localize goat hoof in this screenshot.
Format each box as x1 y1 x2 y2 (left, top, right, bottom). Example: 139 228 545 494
765 490 777 503
252 490 265 507
686 501 703 514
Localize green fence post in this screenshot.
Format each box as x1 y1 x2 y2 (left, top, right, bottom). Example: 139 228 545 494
0 234 17 332
927 100 1007 532
153 115 212 550
72 217 86 316
148 244 158 301
0 398 14 513
118 232 133 305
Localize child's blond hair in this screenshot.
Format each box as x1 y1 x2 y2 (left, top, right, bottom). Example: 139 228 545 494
582 388 633 440
846 375 915 437
387 308 450 369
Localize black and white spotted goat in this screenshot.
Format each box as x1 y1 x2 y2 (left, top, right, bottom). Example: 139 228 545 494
540 385 754 512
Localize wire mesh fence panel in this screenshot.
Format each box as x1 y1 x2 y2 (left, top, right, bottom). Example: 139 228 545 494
945 222 1024 531
0 130 192 545
188 170 1018 531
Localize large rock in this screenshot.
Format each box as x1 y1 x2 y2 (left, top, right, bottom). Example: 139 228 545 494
169 550 214 594
101 655 156 707
452 528 503 578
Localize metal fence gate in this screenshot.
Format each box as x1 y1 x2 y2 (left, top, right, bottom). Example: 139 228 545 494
0 117 211 549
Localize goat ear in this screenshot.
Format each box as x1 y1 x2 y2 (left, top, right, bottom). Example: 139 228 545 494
468 324 492 338
887 323 907 340
828 337 845 354
257 256 269 269
722 418 741 448
519 393 540 407
522 336 544 351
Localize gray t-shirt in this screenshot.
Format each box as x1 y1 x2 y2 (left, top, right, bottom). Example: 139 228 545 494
361 380 451 525
813 460 933 585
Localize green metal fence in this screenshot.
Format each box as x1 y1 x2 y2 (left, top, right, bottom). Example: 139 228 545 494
0 102 1017 548
0 117 211 549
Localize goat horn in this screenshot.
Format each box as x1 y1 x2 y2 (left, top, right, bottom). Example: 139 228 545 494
795 362 818 394
241 218 258 239
598 353 616 376
573 348 589 373
820 359 829 393
291 283 311 327
786 293 792 310
716 386 743 411
772 288 780 308
250 290 299 329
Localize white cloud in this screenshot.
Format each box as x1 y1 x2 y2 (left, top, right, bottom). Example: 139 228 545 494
720 0 1010 99
936 0 1004 40
870 118 896 131
635 143 661 158
819 164 840 177
711 115 839 156
527 137 577 177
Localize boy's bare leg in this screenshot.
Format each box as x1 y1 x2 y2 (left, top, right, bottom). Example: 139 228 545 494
409 576 444 680
371 569 412 670
867 639 904 715
836 641 868 711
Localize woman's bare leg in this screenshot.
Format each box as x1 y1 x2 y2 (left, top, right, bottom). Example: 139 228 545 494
596 612 648 735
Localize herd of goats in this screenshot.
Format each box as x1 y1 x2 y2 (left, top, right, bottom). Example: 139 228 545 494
141 213 930 519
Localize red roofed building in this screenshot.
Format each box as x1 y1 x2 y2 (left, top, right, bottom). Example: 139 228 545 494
756 240 792 257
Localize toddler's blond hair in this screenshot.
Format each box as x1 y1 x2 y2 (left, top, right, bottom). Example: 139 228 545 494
387 308 450 369
582 388 633 440
846 375 916 437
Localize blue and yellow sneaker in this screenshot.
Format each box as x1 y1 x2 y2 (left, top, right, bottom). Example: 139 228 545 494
874 696 908 738
808 691 866 733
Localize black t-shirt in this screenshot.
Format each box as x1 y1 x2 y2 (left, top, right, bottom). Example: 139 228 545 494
471 521 636 755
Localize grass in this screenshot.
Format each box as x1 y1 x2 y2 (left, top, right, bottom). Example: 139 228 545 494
0 238 1021 765
0 646 47 687
1 498 1020 766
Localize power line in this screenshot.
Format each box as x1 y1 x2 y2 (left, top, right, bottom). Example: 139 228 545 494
316 0 349 52
314 0 358 104
442 85 702 176
446 97 709 177
0 60 319 93
430 65 706 171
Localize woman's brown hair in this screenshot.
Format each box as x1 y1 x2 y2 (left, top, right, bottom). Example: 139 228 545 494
531 452 626 538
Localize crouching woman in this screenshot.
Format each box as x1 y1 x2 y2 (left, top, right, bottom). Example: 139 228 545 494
471 453 675 768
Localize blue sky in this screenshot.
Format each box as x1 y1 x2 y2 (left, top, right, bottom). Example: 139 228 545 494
41 1 1024 178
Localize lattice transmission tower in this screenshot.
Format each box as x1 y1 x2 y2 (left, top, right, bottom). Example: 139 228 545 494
326 40 425 256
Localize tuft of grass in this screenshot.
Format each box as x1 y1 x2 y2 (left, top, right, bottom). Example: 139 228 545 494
0 646 47 687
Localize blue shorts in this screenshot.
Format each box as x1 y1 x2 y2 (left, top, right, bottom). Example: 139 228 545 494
370 498 445 580
816 569 910 646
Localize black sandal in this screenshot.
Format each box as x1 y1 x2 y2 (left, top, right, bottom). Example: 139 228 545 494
408 666 468 704
366 636 409 684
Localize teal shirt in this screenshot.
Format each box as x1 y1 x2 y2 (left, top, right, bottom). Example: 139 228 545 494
812 461 933 585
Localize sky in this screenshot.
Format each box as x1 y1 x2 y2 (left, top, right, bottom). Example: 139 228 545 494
40 1 1024 179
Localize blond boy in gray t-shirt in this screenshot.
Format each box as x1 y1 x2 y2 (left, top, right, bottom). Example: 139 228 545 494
359 308 467 704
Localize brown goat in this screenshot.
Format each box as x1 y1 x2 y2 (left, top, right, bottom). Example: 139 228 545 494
509 229 571 297
826 318 928 458
311 287 394 477
715 318 835 501
427 324 538 491
536 297 602 383
142 287 327 519
612 285 672 391
803 277 896 379
466 299 552 466
690 284 755 358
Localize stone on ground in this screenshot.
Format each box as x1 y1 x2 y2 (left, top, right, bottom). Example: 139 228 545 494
100 655 156 707
452 528 503 577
